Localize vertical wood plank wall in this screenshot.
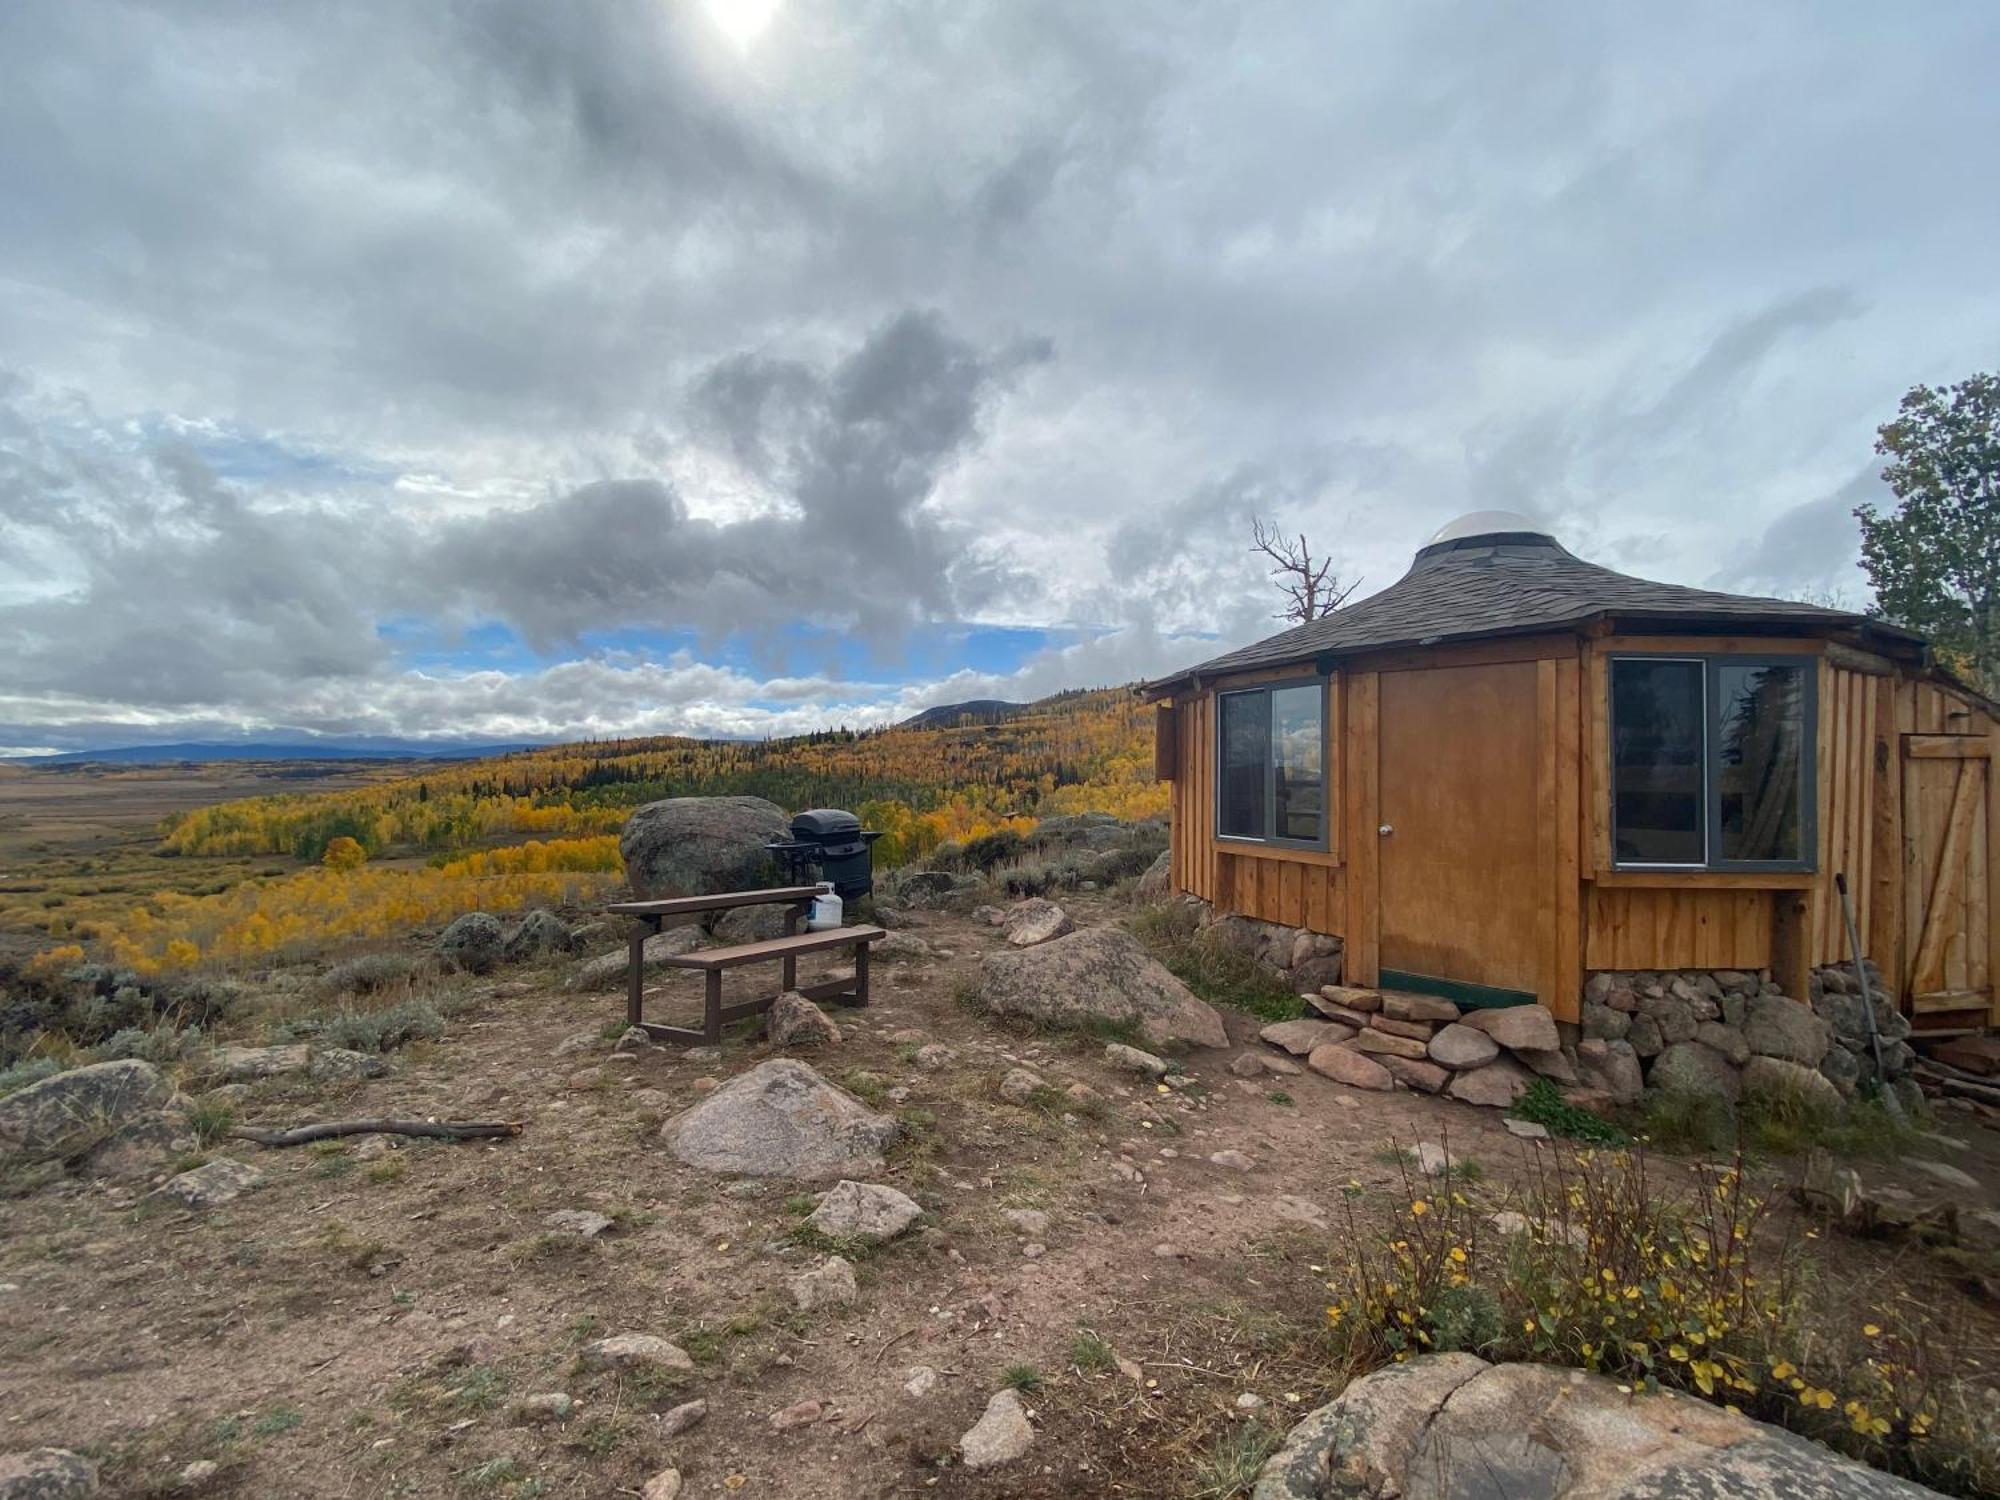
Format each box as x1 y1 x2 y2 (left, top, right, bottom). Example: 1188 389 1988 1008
1164 644 1998 1022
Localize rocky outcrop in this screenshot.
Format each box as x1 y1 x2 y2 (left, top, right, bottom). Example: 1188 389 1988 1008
1191 903 1343 993
619 796 790 899
977 928 1228 1049
438 912 505 974
1253 1354 1940 1499
662 1059 897 1180
0 1059 192 1177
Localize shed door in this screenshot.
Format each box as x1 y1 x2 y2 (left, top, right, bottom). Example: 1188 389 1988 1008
1377 661 1542 1000
1901 735 1992 1015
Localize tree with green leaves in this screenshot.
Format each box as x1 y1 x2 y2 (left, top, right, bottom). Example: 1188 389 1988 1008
1856 372 2000 692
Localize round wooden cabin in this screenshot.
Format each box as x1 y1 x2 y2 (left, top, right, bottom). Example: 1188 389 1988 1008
1141 513 1999 1036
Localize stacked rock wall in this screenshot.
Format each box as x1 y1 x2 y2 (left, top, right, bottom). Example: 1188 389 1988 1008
1194 905 1346 992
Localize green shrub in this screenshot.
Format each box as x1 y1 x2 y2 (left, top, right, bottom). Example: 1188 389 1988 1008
1126 905 1303 1021
278 999 443 1053
1510 1078 1629 1146
96 1024 203 1066
964 828 1027 870
0 1057 63 1097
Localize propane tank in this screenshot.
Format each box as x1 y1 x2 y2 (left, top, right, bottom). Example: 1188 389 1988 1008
806 880 843 931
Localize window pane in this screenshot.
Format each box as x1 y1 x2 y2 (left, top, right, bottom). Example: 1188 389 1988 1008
1612 660 1705 864
1717 663 1806 862
1218 691 1268 839
1271 684 1324 842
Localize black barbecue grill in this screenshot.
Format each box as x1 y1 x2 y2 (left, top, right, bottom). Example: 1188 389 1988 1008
766 808 881 902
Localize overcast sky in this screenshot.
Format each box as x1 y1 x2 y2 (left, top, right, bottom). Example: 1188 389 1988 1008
2 2 1997 753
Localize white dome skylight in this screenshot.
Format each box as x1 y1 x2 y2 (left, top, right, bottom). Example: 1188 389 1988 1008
1425 510 1553 546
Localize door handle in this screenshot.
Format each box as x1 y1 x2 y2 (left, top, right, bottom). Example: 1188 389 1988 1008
1379 824 1394 837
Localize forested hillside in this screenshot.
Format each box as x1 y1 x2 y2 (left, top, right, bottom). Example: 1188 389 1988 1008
160 686 1163 869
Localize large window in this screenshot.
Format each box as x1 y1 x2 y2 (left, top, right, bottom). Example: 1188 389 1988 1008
1610 655 1815 870
1217 679 1328 847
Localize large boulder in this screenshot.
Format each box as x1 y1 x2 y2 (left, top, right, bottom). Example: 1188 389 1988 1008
503 909 577 962
1742 1055 1845 1116
620 796 790 899
1253 1355 1939 1500
1135 848 1172 897
0 1059 183 1165
1649 1040 1742 1104
438 912 505 974
1743 993 1832 1067
662 1059 898 1180
976 928 1228 1049
1576 1038 1643 1105
1443 1056 1535 1108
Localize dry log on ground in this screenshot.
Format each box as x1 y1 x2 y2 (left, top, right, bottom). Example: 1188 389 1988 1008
230 1119 522 1148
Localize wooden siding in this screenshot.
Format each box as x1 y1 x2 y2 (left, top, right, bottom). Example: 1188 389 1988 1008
1810 664 1880 967
1217 852 1344 931
1584 886 1773 970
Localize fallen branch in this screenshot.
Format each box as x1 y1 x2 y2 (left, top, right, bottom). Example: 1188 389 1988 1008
230 1119 522 1148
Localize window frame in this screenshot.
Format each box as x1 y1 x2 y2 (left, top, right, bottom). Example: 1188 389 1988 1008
1608 651 1818 874
1213 675 1331 852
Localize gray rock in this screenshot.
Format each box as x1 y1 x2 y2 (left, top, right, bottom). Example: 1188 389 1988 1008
1002 898 1075 948
1136 848 1172 897
1443 1056 1535 1108
1103 1042 1171 1079
1353 1027 1429 1060
1380 1056 1450 1093
208 1044 311 1082
1819 1045 1862 1094
806 1180 923 1243
0 1448 98 1499
0 1059 180 1164
545 1209 616 1238
570 924 705 991
1639 993 1698 1045
765 991 841 1048
1579 1004 1630 1042
577 1334 693 1373
1900 1158 1979 1192
503 909 576 961
1694 1021 1750 1065
790 1254 859 1310
959 1389 1034 1469
1460 1004 1560 1054
710 903 792 945
641 1469 682 1500
1382 992 1459 1024
1288 953 1346 992
310 1047 390 1082
1002 1207 1050 1236
658 1398 707 1438
998 1067 1046 1102
1743 993 1832 1067
1427 1023 1500 1070
517 1392 575 1424
1627 1013 1665 1057
618 795 790 899
438 912 505 974
1741 1056 1844 1116
157 1157 263 1210
1576 1039 1643 1105
1514 1047 1578 1084
1307 1044 1393 1091
1261 1019 1355 1056
1254 1355 1941 1500
1650 1041 1742 1104
662 1059 898 1180
977 928 1228 1049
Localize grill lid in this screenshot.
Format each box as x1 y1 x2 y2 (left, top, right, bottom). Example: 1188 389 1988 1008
790 808 862 839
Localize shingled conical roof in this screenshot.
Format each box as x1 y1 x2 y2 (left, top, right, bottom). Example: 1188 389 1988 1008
1145 513 1918 695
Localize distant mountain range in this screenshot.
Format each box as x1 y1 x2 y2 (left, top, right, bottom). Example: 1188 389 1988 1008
23 739 540 766
896 699 1029 730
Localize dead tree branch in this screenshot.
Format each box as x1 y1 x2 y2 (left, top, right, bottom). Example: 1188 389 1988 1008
1251 517 1358 623
231 1119 523 1148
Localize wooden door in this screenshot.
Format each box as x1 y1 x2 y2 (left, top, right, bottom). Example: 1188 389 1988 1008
1901 735 1992 1015
1377 662 1542 998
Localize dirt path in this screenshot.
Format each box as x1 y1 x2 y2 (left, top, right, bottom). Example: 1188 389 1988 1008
3 893 1997 1498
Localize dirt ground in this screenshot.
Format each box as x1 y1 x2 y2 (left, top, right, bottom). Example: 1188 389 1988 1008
4 890 1999 1499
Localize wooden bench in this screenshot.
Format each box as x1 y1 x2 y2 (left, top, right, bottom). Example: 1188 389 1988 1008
604 886 885 1045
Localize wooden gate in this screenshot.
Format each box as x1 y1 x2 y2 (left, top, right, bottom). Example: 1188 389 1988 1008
1901 734 1992 1016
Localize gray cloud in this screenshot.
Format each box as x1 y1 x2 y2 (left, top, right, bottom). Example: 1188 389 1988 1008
2 1 1999 747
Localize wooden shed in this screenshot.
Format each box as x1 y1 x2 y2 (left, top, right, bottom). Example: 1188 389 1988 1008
1141 511 1999 1033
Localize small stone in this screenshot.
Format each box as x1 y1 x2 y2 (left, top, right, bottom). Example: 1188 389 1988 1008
1503 1118 1550 1140
959 1389 1035 1469
1001 1208 1050 1237
1379 1055 1450 1093
657 1398 707 1439
1002 898 1075 948
1411 1141 1451 1177
578 1334 694 1373
1351 1028 1429 1061
1208 1149 1254 1171
1260 1019 1354 1055
613 1026 653 1052
156 1157 263 1211
790 1255 859 1311
1318 985 1382 1013
913 1044 956 1070
1443 1057 1536 1108
554 1030 600 1058
641 1468 683 1500
517 1392 575 1424
1235 1392 1265 1411
177 1457 221 1490
1103 1042 1170 1079
770 1399 823 1431
999 1067 1046 1103
545 1209 614 1239
767 991 842 1048
1381 991 1460 1023
806 1180 923 1244
905 1364 940 1398
1228 1051 1268 1077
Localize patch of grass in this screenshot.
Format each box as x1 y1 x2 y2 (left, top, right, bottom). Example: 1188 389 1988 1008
317 1222 388 1271
1073 1014 1148 1048
186 1095 235 1149
564 1315 601 1345
1000 1363 1043 1393
505 1232 592 1266
252 1407 303 1439
786 1222 874 1260
450 1366 508 1413
1127 905 1305 1022
1634 1088 1737 1154
840 1068 889 1106
1266 1089 1294 1106
1069 1330 1117 1373
461 1455 525 1490
1190 1421 1283 1500
364 1155 408 1185
563 1419 626 1458
1510 1078 1631 1146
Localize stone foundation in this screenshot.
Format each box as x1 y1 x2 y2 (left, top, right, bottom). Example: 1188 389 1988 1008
1188 900 1345 992
1578 963 1914 1108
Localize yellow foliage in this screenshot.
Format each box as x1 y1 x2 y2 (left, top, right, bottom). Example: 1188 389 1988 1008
24 943 86 979
321 836 367 871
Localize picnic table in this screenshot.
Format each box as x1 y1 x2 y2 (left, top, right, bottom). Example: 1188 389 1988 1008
604 886 886 1046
